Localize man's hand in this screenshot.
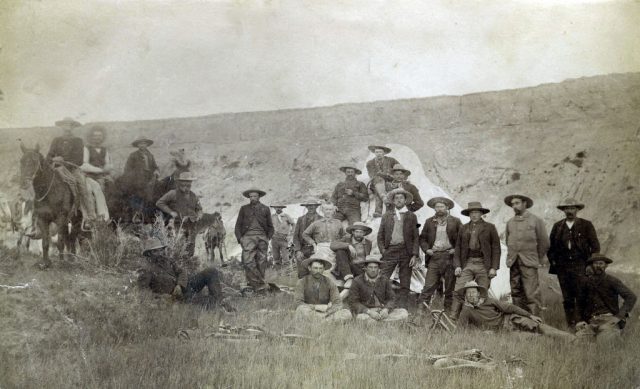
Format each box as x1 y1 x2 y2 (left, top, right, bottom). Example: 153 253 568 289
455 267 462 277
488 268 497 278
52 156 64 163
379 308 390 320
530 315 543 324
345 189 354 196
447 248 455 255
409 256 417 268
170 211 179 218
367 309 382 321
314 304 329 313
312 244 318 253
348 246 357 258
171 285 183 297
426 249 434 256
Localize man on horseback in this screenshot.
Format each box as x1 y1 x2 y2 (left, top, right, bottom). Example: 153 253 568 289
122 136 160 221
46 117 96 229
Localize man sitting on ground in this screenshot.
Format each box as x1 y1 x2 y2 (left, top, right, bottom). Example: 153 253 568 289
294 256 353 322
330 222 373 298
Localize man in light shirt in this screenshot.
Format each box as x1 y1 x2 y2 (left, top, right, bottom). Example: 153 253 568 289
270 205 294 266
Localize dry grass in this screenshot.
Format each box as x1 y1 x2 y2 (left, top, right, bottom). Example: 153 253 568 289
0 235 639 389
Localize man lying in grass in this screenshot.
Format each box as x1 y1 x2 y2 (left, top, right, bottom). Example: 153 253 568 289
457 281 575 341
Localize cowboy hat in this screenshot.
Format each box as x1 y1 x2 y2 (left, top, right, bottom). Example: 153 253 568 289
461 201 490 216
242 188 266 198
504 194 534 208
427 196 454 210
363 254 383 266
55 117 82 128
368 145 391 154
176 172 197 181
300 199 321 206
557 198 585 211
346 222 372 235
587 253 612 264
131 136 154 147
270 205 287 208
301 256 333 270
339 166 362 175
457 280 487 294
391 164 411 176
142 237 167 256
386 188 413 205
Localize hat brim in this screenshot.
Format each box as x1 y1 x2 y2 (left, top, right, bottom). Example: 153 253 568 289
587 255 613 264
301 257 333 270
132 139 154 147
346 225 373 235
177 178 196 181
243 189 267 198
457 284 487 293
270 205 287 209
461 208 490 216
504 195 534 208
392 168 411 176
300 202 321 207
339 166 363 175
427 197 454 210
362 259 383 266
368 145 391 154
55 119 82 128
387 189 413 205
557 204 585 211
143 244 167 255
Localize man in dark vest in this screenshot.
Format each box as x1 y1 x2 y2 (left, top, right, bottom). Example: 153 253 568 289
331 166 368 225
547 198 600 328
80 125 114 188
156 172 202 258
122 136 160 219
418 197 462 311
234 188 274 294
365 145 399 218
292 199 323 278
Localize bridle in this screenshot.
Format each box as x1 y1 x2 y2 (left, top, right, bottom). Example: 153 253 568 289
23 151 54 202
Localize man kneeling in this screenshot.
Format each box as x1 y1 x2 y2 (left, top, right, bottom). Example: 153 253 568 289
457 281 575 341
294 256 353 322
137 237 226 308
349 255 409 322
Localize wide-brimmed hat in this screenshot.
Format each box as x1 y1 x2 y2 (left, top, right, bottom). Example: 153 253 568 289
386 188 413 205
461 201 490 216
339 166 362 175
557 198 585 211
368 145 391 154
301 256 332 270
391 164 411 176
55 117 82 128
300 199 321 207
242 188 266 198
587 253 612 264
427 196 454 210
346 222 372 235
363 254 383 266
270 205 287 209
176 172 197 181
131 136 154 147
504 194 533 208
457 280 487 294
142 237 167 255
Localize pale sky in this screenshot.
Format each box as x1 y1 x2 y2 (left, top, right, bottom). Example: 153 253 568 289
0 0 638 128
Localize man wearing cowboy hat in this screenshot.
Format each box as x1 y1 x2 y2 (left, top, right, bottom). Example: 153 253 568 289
235 189 274 293
450 202 501 320
457 281 575 341
365 145 399 218
294 256 352 322
137 237 227 309
80 124 114 187
330 222 373 296
302 203 345 253
331 166 368 226
270 204 294 266
377 188 420 308
386 164 424 212
547 198 600 327
292 199 323 278
418 197 462 311
122 136 160 218
349 255 409 322
156 172 203 258
46 117 96 227
504 194 550 315
576 254 636 342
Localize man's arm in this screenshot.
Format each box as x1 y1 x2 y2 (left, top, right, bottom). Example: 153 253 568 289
547 222 560 264
489 224 501 270
292 219 303 251
384 279 396 311
348 280 369 314
293 279 306 306
302 223 317 247
536 216 550 263
408 186 424 212
585 220 600 254
492 299 532 317
377 215 387 254
173 262 188 290
453 228 463 268
613 278 637 319
156 191 177 215
410 213 420 256
80 147 105 174
328 281 343 308
331 183 340 205
264 206 274 240
354 181 369 202
234 207 244 243
69 138 85 166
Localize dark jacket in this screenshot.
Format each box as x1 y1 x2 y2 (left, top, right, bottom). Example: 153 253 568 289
581 273 636 321
349 274 396 313
156 189 202 219
377 210 420 257
234 202 274 242
332 178 368 211
294 274 342 306
137 255 188 294
292 211 323 251
47 136 84 166
387 181 424 212
330 235 373 258
453 219 501 271
366 156 400 180
419 215 462 261
458 298 532 331
547 218 600 267
122 149 159 197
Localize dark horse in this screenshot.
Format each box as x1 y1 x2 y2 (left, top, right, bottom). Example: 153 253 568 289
198 212 226 265
19 144 82 268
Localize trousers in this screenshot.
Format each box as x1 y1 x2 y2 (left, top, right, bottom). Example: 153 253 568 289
240 234 269 291
380 245 412 308
510 257 541 315
271 235 289 264
451 259 491 318
419 252 455 310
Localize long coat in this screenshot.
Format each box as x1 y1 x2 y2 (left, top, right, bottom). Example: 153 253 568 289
377 211 420 257
122 149 159 198
234 202 274 242
453 219 501 271
547 218 600 266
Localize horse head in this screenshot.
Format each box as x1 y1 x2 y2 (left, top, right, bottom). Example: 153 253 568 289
19 142 44 187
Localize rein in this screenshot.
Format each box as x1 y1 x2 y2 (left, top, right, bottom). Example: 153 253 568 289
25 153 55 202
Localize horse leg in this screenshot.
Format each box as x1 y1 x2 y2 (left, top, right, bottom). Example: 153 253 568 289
40 220 52 268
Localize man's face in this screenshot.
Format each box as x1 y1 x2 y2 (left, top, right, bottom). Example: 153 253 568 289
591 260 608 275
365 262 380 278
374 149 385 158
305 205 319 214
249 193 260 204
322 206 335 219
469 210 483 222
511 198 526 215
309 261 325 278
177 181 191 194
563 206 578 220
392 170 405 181
275 208 283 214
90 130 105 145
434 203 448 217
149 247 165 258
393 194 407 209
137 142 149 151
465 288 481 306
352 229 365 241
344 168 356 178
59 123 74 136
